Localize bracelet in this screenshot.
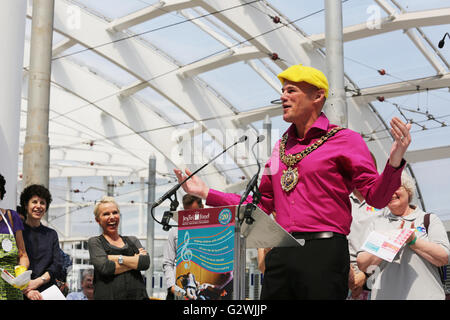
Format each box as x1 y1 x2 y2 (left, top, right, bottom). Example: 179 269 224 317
408 235 417 246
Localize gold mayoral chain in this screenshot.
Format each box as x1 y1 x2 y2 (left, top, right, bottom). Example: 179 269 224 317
279 127 343 192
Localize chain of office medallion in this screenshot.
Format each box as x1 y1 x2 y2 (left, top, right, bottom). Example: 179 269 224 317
279 127 344 168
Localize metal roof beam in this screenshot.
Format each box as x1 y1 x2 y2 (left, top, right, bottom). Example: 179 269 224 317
374 0 447 75
305 7 450 47
179 9 234 48
232 104 281 126
351 73 450 104
178 46 266 78
106 0 201 32
52 38 76 57
245 60 281 93
389 0 450 70
404 28 447 75
405 146 450 163
117 81 149 98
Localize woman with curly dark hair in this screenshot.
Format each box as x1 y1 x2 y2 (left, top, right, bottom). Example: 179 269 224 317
0 174 29 300
20 184 63 300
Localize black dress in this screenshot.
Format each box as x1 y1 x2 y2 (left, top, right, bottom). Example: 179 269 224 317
88 235 150 300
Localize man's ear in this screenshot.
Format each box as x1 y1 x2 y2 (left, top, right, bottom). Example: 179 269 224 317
315 88 326 101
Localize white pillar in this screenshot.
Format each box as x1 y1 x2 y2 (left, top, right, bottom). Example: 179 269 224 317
0 0 27 208
139 176 145 237
146 155 156 297
65 177 72 238
324 0 347 128
22 0 55 191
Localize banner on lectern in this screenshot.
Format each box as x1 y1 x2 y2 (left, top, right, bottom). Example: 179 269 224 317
175 206 235 300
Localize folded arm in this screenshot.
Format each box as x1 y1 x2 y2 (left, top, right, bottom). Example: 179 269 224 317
409 238 448 267
108 248 149 275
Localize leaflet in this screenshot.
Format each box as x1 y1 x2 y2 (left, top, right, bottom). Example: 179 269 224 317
0 268 32 289
361 228 414 262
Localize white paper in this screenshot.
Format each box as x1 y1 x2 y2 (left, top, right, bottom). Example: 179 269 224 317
41 284 66 300
361 228 414 262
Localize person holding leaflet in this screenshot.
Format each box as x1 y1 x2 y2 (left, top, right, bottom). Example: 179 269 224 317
0 173 29 300
357 172 449 300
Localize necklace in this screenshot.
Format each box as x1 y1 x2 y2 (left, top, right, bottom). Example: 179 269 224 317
279 127 343 192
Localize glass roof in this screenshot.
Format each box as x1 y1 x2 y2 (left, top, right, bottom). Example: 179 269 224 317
19 0 450 238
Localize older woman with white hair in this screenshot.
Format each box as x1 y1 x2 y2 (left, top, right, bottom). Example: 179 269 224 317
357 172 450 299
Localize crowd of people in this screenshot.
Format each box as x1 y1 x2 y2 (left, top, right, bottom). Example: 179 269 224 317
1 64 449 300
0 174 151 300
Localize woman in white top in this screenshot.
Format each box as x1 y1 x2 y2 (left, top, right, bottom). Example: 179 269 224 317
357 172 449 299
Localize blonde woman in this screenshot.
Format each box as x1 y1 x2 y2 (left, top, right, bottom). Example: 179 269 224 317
88 196 150 300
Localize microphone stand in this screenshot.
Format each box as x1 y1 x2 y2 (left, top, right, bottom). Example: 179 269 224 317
160 194 178 231
238 135 264 225
241 181 261 225
233 135 264 300
151 135 248 231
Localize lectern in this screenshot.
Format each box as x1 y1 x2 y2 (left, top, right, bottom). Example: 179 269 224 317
171 205 300 300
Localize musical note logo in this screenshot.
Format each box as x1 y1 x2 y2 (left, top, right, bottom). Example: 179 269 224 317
180 231 193 269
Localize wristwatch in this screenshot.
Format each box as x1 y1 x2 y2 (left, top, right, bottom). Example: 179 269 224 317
40 275 48 283
118 255 124 265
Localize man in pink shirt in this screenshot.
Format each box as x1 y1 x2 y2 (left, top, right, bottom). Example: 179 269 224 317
174 64 411 299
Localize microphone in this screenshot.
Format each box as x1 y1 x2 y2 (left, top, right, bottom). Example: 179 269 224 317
238 135 265 214
270 99 282 104
238 135 249 143
151 135 248 231
153 135 247 208
438 32 449 48
153 135 248 208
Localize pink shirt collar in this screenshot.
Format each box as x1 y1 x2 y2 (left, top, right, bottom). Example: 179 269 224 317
285 112 334 144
